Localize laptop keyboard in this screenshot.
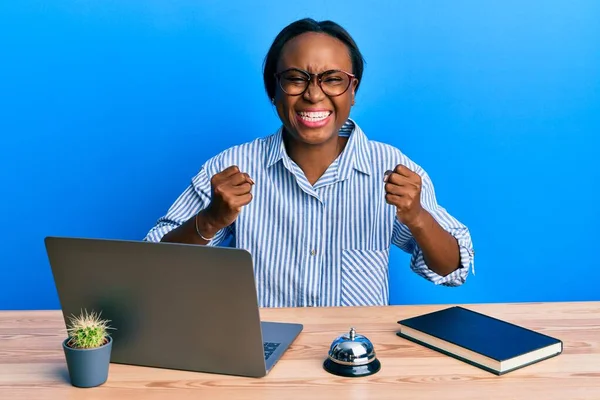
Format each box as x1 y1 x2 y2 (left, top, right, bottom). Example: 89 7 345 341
263 342 281 360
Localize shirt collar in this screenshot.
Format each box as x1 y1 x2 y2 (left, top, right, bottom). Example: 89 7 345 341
265 126 286 168
266 118 372 178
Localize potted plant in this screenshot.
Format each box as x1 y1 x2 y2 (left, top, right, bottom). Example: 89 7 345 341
62 309 114 388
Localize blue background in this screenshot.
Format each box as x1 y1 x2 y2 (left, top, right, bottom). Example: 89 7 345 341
1 1 599 310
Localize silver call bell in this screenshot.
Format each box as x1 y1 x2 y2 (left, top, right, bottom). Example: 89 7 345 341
323 327 381 377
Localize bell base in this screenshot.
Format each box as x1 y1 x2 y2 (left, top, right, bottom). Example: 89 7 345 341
323 358 381 377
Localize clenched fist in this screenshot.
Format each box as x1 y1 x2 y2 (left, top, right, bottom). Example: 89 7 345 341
204 165 254 230
384 164 425 228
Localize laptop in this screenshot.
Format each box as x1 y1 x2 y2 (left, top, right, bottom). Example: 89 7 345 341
44 236 303 378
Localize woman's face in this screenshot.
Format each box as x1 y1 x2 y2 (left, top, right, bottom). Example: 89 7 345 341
274 32 357 146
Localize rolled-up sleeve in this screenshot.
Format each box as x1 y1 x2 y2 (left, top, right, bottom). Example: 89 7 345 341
392 169 474 286
143 165 233 246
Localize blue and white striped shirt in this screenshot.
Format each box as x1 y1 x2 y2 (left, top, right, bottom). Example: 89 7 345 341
144 119 474 307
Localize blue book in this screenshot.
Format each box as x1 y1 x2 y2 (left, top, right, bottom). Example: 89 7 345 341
396 306 563 375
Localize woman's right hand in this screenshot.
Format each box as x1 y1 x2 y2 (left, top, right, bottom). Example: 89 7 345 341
201 166 254 233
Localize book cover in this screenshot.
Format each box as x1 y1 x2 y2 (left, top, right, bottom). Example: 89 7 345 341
396 306 563 375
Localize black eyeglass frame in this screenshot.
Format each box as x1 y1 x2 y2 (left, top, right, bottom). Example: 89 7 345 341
274 68 357 97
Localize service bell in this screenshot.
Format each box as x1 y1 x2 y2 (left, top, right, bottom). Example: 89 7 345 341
323 327 381 377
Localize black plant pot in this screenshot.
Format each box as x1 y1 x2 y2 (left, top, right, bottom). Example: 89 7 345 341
62 336 112 388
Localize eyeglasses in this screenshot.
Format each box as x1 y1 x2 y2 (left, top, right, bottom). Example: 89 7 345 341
274 68 356 97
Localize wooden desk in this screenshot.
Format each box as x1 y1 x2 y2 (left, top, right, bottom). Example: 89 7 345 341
1 302 599 399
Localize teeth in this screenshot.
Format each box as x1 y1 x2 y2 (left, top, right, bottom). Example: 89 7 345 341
298 111 331 122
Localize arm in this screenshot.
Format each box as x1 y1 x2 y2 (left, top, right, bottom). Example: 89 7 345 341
160 209 225 245
406 209 461 277
144 166 233 246
387 165 474 286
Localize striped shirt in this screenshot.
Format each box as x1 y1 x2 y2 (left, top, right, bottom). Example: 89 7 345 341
144 119 474 307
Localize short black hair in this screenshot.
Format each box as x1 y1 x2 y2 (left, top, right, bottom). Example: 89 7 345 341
263 18 365 101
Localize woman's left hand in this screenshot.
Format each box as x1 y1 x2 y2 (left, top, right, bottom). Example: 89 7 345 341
384 165 426 228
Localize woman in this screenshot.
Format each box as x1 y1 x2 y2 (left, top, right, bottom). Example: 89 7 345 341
144 18 474 307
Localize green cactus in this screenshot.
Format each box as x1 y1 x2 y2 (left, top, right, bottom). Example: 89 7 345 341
66 309 113 349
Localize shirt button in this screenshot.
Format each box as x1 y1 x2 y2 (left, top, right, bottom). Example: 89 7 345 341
310 249 316 256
